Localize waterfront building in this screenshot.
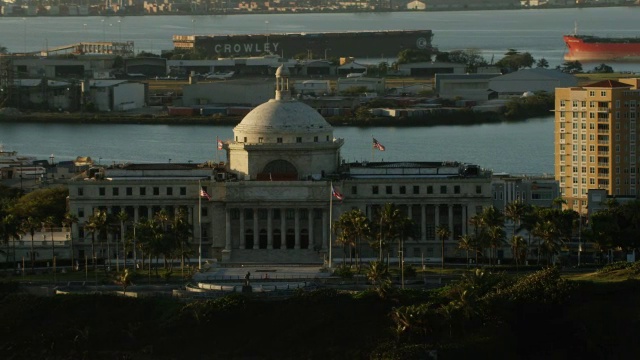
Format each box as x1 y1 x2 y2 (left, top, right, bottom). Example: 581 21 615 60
488 68 577 98
172 30 435 59
66 65 493 264
554 79 640 213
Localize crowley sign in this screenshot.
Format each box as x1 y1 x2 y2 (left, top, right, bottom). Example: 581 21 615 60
214 42 280 54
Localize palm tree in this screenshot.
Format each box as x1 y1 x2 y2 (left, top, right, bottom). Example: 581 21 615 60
172 208 192 277
373 203 413 267
63 212 79 270
468 214 484 264
510 235 526 269
84 217 99 272
436 224 451 269
457 234 474 268
486 225 505 265
367 261 391 297
153 209 170 269
116 210 128 272
533 220 562 265
21 217 40 271
2 214 22 268
44 216 56 266
504 201 526 240
335 209 370 268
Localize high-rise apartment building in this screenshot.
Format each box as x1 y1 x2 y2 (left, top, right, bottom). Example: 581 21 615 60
555 78 640 213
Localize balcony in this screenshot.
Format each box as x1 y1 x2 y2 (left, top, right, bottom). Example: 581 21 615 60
598 140 609 145
598 151 609 155
598 107 610 112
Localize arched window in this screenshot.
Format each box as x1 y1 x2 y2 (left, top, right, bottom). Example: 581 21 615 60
259 160 298 181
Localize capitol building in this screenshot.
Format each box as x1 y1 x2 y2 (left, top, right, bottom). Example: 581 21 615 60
68 66 498 264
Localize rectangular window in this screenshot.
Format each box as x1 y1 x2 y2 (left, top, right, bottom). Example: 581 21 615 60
296 137 302 143
140 187 146 196
351 186 357 195
201 207 208 217
258 137 264 143
413 185 420 194
180 187 186 196
245 209 254 220
112 187 119 196
99 187 105 196
454 185 460 194
126 187 133 196
314 136 318 142
440 185 447 194
386 186 392 194
231 209 240 219
258 209 268 220
372 186 379 195
153 187 160 196
166 187 173 196
285 209 295 220
399 186 406 194
277 137 283 143
78 208 85 218
476 185 482 194
427 186 433 194
77 187 84 196
273 209 281 220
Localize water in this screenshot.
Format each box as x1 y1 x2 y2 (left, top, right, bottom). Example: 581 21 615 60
0 116 553 174
2 7 637 174
2 7 640 69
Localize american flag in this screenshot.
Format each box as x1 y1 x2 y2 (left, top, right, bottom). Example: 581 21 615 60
372 138 386 151
200 188 211 200
331 185 344 200
217 139 224 150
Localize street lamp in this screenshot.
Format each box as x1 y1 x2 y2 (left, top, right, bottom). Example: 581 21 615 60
49 153 54 166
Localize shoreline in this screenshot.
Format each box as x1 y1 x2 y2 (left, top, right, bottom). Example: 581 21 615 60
1 4 635 18
0 111 533 127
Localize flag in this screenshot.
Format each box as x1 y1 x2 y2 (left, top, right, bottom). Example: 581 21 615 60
372 138 386 151
217 139 223 150
331 185 344 201
200 188 211 200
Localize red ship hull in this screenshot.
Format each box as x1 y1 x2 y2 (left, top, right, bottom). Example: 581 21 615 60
564 35 640 61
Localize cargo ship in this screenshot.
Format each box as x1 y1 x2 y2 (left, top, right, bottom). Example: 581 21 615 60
564 34 640 61
173 30 434 59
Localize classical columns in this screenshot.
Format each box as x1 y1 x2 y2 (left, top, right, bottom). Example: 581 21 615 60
308 208 314 250
225 209 231 251
448 204 454 241
421 204 427 242
267 209 273 249
252 209 258 250
280 208 286 250
322 209 328 251
294 208 300 249
239 209 245 249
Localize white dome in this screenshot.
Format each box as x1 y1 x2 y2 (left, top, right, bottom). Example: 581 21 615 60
234 99 332 135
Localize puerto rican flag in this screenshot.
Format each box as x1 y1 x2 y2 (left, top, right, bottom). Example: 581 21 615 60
331 185 344 201
217 139 224 150
200 188 211 200
372 138 386 151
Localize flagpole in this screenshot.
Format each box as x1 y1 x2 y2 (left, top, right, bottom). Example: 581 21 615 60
198 179 202 270
371 135 374 162
329 181 333 269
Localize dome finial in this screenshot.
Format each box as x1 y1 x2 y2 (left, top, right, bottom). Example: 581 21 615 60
275 64 291 100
